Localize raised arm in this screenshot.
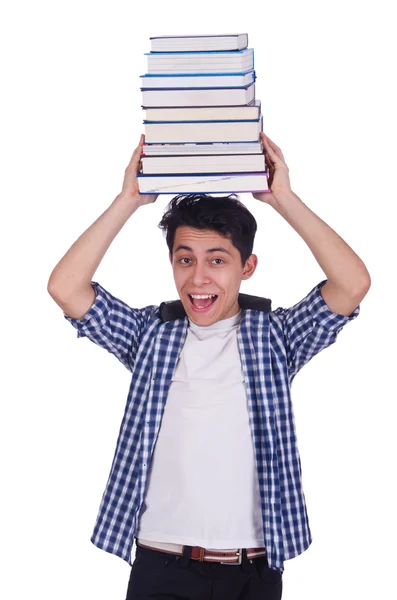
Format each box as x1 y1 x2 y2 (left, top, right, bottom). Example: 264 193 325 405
47 135 158 371
47 134 157 317
253 132 371 309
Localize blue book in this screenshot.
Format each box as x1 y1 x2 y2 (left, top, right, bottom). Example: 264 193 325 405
140 152 266 175
145 48 254 74
140 70 256 89
141 141 263 155
142 101 261 122
143 115 263 144
141 82 256 108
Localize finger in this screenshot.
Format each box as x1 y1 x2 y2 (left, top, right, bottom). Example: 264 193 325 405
262 132 280 151
261 132 285 162
261 132 282 155
264 153 275 173
127 134 145 169
134 134 145 156
265 157 274 173
260 133 279 161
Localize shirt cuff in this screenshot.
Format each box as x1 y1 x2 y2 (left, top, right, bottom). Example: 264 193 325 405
307 279 361 333
63 281 110 338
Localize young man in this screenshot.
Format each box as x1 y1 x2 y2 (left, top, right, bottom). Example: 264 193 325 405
48 132 370 600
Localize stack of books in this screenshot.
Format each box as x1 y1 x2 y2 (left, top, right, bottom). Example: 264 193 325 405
136 34 269 195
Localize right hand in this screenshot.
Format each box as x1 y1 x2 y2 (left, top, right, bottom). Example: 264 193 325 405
120 134 158 206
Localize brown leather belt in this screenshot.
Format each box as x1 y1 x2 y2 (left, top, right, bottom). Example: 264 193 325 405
136 540 266 565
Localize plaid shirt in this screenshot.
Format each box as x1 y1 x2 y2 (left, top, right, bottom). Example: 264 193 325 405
64 278 360 572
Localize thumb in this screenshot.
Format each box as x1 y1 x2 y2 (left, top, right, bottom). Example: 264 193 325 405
126 134 145 171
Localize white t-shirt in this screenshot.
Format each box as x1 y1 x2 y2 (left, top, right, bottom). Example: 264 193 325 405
136 309 265 549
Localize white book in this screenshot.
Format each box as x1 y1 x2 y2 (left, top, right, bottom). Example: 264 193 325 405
141 154 266 174
146 48 254 74
143 117 262 143
137 172 269 194
140 70 255 89
150 34 248 52
142 142 263 155
142 101 261 122
141 83 255 107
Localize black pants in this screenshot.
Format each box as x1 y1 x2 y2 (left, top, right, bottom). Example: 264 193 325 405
125 543 283 600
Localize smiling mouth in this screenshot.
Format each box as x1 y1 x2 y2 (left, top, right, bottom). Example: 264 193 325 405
188 294 218 312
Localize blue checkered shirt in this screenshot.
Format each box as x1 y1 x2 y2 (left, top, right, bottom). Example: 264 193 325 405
64 279 360 572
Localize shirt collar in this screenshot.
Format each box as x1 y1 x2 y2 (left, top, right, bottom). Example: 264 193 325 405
159 293 272 322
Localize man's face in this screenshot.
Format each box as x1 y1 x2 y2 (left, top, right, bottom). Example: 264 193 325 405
170 226 257 326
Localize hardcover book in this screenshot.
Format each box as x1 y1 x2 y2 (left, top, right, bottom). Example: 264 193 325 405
146 48 254 74
150 34 248 52
142 101 261 122
143 116 263 143
137 171 269 194
141 141 264 155
141 153 266 174
141 82 255 107
140 70 255 89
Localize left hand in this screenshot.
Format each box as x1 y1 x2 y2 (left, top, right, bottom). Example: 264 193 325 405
252 132 292 204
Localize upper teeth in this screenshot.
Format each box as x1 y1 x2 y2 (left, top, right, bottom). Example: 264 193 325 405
190 294 216 299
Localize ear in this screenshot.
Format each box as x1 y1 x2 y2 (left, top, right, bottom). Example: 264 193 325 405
242 254 258 280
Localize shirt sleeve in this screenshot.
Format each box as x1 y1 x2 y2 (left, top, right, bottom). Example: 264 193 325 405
63 281 157 372
271 279 360 382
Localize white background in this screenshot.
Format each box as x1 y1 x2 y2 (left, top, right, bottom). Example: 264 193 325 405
1 1 396 598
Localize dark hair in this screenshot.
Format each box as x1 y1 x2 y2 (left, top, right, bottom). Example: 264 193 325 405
158 193 257 266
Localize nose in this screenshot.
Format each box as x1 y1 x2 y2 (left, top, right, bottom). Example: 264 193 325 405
190 263 211 287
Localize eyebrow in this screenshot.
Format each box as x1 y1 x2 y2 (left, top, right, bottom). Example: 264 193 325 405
174 244 232 256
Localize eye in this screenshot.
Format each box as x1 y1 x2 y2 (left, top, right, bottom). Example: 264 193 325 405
177 257 224 265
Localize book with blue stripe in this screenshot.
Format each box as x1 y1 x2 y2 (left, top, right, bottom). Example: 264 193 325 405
141 153 266 174
143 115 263 143
141 141 263 155
140 70 255 89
142 101 261 122
146 48 254 74
142 82 255 107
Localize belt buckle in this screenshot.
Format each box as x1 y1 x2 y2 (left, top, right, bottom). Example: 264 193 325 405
220 548 243 565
